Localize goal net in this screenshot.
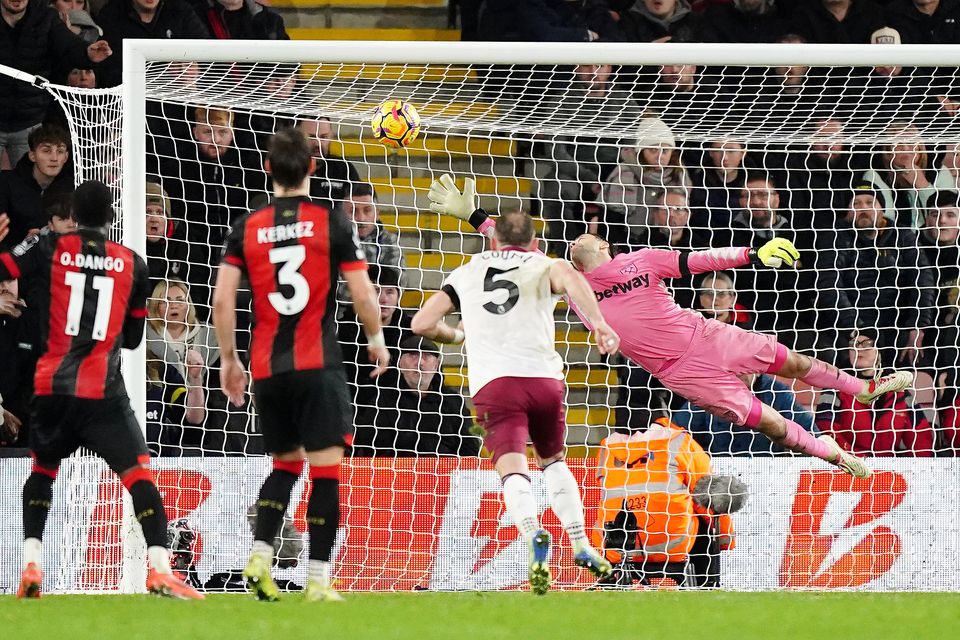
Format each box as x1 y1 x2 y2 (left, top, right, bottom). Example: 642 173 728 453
2 41 959 593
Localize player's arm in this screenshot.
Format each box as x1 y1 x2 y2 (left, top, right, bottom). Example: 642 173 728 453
122 255 151 349
0 229 52 283
0 213 9 245
649 238 801 280
428 174 496 240
342 268 390 376
212 263 247 406
549 259 619 356
410 289 464 345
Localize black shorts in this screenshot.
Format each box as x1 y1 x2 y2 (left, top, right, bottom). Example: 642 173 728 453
252 368 352 454
30 394 149 473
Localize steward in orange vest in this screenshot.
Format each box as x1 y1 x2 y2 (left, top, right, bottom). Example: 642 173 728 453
592 417 746 588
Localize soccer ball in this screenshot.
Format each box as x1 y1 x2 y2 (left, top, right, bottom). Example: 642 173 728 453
371 99 421 148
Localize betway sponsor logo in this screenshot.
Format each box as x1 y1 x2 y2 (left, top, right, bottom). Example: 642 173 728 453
257 221 314 244
594 274 650 300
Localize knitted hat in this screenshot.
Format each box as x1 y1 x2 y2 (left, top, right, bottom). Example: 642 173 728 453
635 117 676 151
145 181 170 215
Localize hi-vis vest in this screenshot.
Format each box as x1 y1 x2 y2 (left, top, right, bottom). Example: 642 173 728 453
592 418 734 564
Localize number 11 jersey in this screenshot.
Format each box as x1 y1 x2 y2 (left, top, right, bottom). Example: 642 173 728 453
222 196 366 381
441 249 563 396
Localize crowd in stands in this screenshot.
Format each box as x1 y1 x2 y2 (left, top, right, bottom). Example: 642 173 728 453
2 0 960 459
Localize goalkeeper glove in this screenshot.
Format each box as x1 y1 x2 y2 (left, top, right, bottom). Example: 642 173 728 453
750 237 800 268
428 174 476 221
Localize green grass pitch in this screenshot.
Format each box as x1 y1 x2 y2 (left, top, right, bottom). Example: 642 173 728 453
2 592 958 640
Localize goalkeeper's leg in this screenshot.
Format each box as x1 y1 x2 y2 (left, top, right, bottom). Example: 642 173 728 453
744 398 872 479
773 347 913 405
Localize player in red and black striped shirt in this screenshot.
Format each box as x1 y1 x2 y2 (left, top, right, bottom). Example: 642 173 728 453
1 181 202 600
213 128 389 602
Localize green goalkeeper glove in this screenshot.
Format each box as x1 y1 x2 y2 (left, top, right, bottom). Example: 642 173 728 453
751 237 800 269
428 174 476 221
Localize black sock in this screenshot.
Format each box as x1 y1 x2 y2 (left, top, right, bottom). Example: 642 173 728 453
254 469 299 544
22 472 54 540
127 480 168 548
307 478 340 562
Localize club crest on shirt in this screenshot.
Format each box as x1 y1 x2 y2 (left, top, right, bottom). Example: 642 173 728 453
620 263 638 275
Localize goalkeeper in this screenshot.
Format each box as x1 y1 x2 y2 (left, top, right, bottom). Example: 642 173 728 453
428 175 914 478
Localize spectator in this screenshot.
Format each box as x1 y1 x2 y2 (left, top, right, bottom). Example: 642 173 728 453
592 415 740 588
0 123 73 248
146 345 206 455
935 141 960 191
936 369 960 453
695 271 754 331
52 0 102 45
861 121 936 229
189 0 288 40
619 0 713 42
66 66 96 87
354 336 479 457
790 0 885 44
598 117 689 248
476 0 609 42
690 139 748 233
816 328 934 456
675 372 819 456
344 182 403 272
145 278 220 382
0 0 111 166
887 0 960 44
0 274 28 445
298 117 360 211
918 190 960 364
638 62 726 132
96 0 209 87
646 187 706 308
162 106 264 275
538 64 626 253
144 180 210 309
42 191 77 233
705 0 790 42
720 173 813 348
815 184 936 365
339 265 412 415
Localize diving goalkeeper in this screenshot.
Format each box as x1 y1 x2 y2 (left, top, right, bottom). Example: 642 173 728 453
428 175 914 478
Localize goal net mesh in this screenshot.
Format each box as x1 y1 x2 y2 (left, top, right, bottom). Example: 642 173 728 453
4 49 959 592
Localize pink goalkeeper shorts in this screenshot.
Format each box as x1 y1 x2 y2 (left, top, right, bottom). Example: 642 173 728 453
657 320 787 426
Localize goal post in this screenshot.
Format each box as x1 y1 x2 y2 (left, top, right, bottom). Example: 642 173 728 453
2 39 960 593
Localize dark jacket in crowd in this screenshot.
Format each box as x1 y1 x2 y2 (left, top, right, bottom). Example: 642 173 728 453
817 384 934 456
619 0 714 42
476 0 603 41
190 0 288 40
887 0 960 44
675 374 818 456
339 305 413 411
790 0 886 44
815 222 937 335
96 0 210 87
145 219 211 311
0 0 92 131
355 367 480 457
0 154 74 248
704 2 790 42
310 155 360 212
0 310 38 445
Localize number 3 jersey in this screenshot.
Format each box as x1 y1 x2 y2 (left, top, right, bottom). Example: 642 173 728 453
0 229 150 399
441 249 563 396
222 196 367 380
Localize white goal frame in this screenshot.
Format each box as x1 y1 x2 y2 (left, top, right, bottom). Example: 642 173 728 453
108 39 960 593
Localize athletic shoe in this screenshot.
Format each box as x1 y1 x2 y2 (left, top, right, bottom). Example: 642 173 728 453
819 435 872 479
304 580 344 602
242 554 280 602
16 562 42 599
572 543 613 579
146 568 205 600
529 529 552 596
855 371 914 405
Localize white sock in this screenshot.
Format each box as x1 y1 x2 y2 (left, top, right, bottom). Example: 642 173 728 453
502 474 540 543
308 560 331 587
543 461 588 547
148 546 172 575
251 540 274 564
24 537 42 569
